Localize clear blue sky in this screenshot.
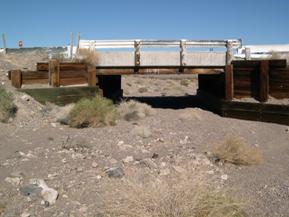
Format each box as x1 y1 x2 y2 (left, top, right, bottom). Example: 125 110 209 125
1 0 289 48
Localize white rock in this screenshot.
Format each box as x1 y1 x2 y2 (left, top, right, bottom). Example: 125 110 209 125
5 177 22 186
117 141 124 146
122 156 134 163
173 166 186 173
221 174 228 181
92 162 98 168
30 179 58 205
160 168 170 176
50 123 57 128
21 95 30 101
21 211 31 217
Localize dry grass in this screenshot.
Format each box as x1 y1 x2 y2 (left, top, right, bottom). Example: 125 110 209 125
212 135 263 166
138 87 148 93
131 125 152 138
118 100 155 121
68 96 118 128
180 79 190 86
96 165 246 217
0 202 5 216
0 87 17 123
75 48 99 66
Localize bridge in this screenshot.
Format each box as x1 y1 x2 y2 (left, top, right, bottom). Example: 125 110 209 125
7 39 289 126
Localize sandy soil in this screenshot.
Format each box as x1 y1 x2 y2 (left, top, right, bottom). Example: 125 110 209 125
1 51 289 217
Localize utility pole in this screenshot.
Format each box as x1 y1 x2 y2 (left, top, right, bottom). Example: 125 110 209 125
2 33 7 54
77 32 80 54
70 32 74 59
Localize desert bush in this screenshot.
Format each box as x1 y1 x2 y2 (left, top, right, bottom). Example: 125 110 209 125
180 79 190 86
0 87 17 123
118 100 155 121
212 135 263 166
75 48 99 66
138 87 148 93
68 96 118 128
131 125 152 138
0 202 5 216
96 165 246 217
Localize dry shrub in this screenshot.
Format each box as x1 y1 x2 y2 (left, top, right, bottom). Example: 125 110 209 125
96 165 246 217
118 100 155 121
138 87 148 93
76 48 99 66
212 135 263 166
0 87 17 123
0 202 5 216
179 108 202 121
180 79 190 86
55 104 75 125
131 125 152 138
68 96 118 128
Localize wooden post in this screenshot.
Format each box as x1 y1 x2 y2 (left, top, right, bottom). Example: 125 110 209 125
259 60 269 102
226 41 233 65
49 59 60 87
87 65 97 86
11 70 22 88
134 40 140 73
225 64 234 100
2 33 7 54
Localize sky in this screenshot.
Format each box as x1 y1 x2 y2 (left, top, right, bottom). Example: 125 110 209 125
0 0 289 48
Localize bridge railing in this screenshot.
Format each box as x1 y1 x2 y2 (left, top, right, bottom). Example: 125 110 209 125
78 39 242 67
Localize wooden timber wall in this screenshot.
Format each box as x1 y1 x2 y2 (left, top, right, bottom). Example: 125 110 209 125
9 61 97 88
198 59 289 102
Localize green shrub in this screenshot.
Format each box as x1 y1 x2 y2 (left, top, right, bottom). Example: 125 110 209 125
68 96 118 128
0 87 17 123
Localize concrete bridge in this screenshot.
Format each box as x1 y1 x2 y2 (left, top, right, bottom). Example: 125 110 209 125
77 39 242 75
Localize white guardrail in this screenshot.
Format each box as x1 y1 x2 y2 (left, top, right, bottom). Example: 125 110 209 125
76 39 242 66
79 39 242 49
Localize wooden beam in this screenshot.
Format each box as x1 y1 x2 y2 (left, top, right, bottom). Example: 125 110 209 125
11 70 22 88
49 59 60 87
225 64 234 100
259 60 269 102
87 66 97 86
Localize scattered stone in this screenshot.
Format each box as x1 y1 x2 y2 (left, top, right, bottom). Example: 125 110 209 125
173 166 186 173
30 179 58 206
105 167 124 178
20 184 42 196
152 153 159 159
122 156 134 164
159 168 170 176
21 95 30 101
139 158 158 169
221 174 228 181
156 138 164 143
207 170 214 175
5 176 22 186
92 162 98 168
21 211 31 217
50 123 57 128
180 136 189 145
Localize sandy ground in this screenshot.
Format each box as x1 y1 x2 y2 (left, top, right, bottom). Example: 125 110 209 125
1 51 289 217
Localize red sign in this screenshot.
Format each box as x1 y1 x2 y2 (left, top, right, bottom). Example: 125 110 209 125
18 41 23 48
